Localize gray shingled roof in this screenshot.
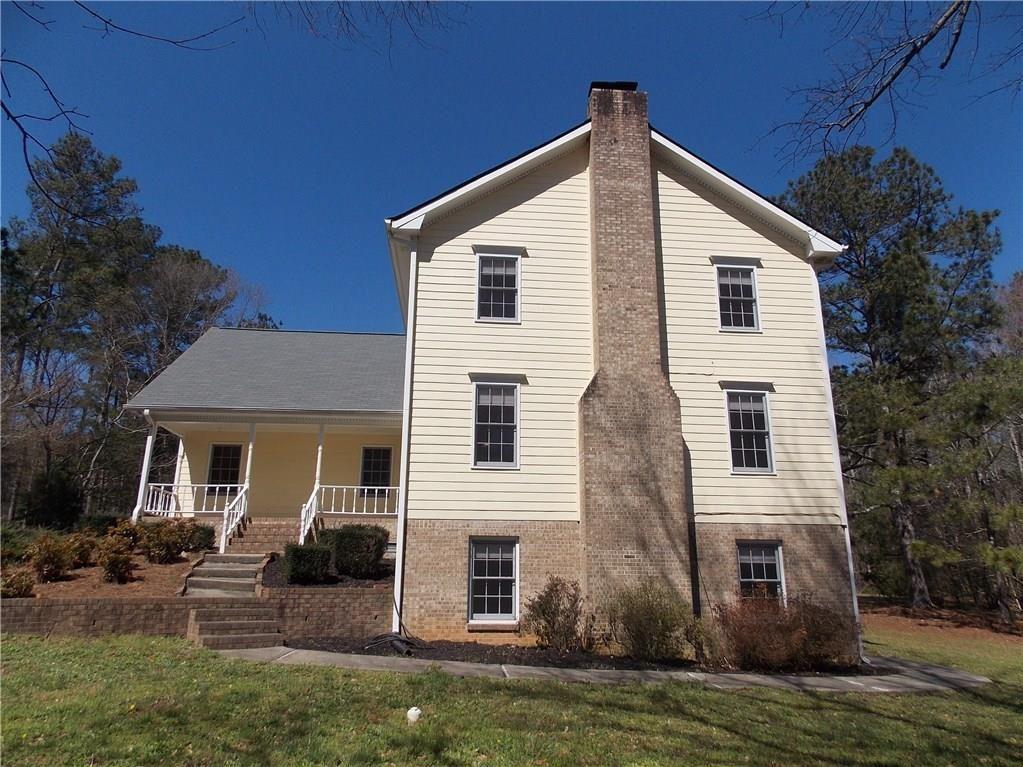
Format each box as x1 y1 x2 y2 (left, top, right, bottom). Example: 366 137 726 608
127 328 405 413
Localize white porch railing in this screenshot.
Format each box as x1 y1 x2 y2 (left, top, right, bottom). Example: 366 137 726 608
298 485 399 544
141 483 244 515
218 485 249 553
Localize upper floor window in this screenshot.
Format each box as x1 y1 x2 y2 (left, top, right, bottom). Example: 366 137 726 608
473 382 518 468
207 444 242 486
477 254 520 322
726 390 773 473
717 266 759 330
737 542 784 598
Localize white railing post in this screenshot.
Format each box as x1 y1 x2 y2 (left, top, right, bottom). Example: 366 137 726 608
131 418 158 522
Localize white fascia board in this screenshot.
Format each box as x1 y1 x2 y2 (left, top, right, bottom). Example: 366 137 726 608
649 129 846 260
386 122 591 233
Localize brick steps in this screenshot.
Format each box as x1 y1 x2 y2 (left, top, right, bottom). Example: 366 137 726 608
224 518 299 554
187 603 282 650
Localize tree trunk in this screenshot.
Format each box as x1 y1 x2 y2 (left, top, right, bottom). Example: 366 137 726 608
893 506 932 607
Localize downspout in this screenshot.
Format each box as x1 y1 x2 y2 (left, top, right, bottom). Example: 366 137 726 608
810 248 863 660
392 235 419 633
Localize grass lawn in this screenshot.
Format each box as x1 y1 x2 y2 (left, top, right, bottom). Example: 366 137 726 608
2 615 1020 766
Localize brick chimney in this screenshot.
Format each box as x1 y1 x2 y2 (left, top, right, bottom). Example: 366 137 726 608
580 82 693 611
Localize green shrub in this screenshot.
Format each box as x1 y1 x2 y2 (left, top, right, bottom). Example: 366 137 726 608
26 534 73 582
283 543 331 584
523 576 594 653
606 582 696 661
24 468 85 529
107 519 141 548
1 568 35 598
319 524 388 578
715 595 858 671
0 525 46 563
74 514 124 537
97 537 135 583
177 519 216 552
65 533 97 569
138 522 187 564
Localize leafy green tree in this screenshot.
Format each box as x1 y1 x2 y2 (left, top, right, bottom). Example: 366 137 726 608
777 147 1017 610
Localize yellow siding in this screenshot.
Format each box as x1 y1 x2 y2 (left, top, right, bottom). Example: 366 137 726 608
408 146 593 521
178 428 400 518
654 157 844 526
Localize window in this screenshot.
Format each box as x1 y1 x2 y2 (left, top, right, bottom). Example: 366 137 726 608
473 383 518 468
207 444 242 486
360 447 392 495
737 543 784 598
470 539 518 621
727 391 773 473
477 254 520 321
717 266 759 330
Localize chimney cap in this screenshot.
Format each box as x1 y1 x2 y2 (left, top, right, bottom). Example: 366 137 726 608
589 81 638 94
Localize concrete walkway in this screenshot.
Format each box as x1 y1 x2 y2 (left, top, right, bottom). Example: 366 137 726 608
218 646 991 693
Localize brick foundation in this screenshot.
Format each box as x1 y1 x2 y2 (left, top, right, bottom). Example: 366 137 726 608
694 522 856 618
258 582 392 640
401 519 582 641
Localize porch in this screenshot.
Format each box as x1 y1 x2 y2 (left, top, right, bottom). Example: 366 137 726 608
132 419 401 553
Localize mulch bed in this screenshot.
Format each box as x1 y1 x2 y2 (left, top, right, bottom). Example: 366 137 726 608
862 602 1023 637
288 636 696 671
29 554 200 599
261 556 394 589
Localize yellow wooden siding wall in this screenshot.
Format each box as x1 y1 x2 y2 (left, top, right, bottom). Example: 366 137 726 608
654 157 844 526
408 146 593 521
177 429 400 518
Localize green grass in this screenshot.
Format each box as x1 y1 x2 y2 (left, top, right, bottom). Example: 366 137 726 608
2 622 1020 767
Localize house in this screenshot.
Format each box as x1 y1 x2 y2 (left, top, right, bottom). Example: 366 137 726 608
127 82 859 646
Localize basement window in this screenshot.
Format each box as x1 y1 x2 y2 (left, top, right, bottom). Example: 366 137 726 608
717 265 759 330
469 539 518 621
477 254 520 322
737 542 784 599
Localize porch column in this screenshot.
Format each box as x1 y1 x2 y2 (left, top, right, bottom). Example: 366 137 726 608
244 423 256 487
131 418 158 523
314 423 325 488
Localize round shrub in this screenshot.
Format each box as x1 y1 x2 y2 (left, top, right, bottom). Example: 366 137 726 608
1 568 35 598
97 537 135 583
107 519 141 548
606 582 696 661
65 533 97 569
138 522 187 564
176 519 216 552
318 524 388 578
283 543 331 584
26 534 73 582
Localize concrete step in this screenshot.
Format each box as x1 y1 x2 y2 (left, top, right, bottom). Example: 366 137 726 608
186 588 258 599
187 577 258 593
194 565 260 579
204 553 264 565
198 633 283 650
192 606 275 621
193 619 279 635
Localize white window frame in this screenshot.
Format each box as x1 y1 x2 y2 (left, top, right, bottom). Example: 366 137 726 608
359 445 394 495
723 388 776 475
715 263 761 333
736 541 787 604
468 538 520 623
470 380 520 470
475 252 522 324
206 443 243 486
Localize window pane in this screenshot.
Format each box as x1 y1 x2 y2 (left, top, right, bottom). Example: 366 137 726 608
208 445 241 485
727 392 771 472
478 256 519 321
718 268 758 329
470 540 517 620
737 544 782 600
474 384 517 466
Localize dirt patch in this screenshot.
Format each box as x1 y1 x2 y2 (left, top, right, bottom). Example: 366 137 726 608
261 556 394 589
30 554 201 599
862 604 1023 639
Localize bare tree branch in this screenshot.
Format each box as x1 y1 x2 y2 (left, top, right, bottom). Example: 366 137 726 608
72 2 244 51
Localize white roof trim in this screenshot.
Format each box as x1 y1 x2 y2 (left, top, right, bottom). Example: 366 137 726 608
649 129 845 259
386 122 592 233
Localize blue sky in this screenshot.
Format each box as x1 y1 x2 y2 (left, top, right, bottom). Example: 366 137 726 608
3 2 1020 333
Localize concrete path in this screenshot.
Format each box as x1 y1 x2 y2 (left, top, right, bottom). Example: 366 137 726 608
218 646 991 693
